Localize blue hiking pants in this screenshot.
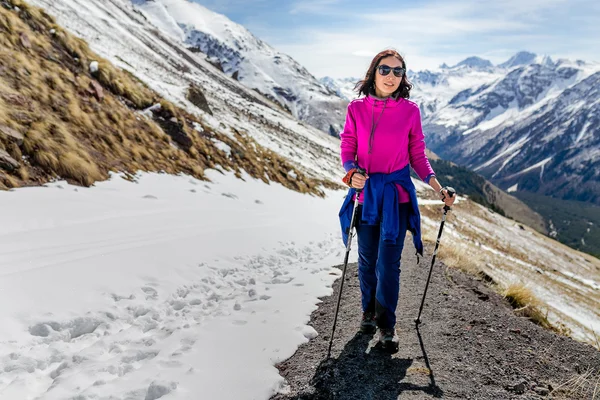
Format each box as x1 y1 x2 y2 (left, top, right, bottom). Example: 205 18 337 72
355 202 410 330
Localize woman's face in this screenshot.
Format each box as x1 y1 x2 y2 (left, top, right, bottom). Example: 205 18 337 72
373 56 403 98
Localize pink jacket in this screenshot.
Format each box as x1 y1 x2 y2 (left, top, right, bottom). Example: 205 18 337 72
340 94 435 203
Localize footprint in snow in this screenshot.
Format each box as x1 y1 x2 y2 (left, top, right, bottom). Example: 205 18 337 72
145 381 178 400
143 195 158 199
271 276 294 284
111 293 135 302
141 286 158 299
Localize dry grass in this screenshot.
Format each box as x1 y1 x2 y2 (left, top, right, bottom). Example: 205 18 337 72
593 329 600 351
424 238 483 276
502 283 571 336
0 0 327 196
550 367 600 399
421 216 483 276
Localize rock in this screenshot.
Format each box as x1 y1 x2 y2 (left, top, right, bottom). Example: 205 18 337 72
0 149 19 171
89 80 104 102
205 56 224 72
155 118 193 151
186 84 212 115
0 124 24 146
507 380 528 394
533 386 549 396
472 288 489 301
19 32 31 49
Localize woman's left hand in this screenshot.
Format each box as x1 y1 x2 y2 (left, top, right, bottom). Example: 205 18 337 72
440 188 456 207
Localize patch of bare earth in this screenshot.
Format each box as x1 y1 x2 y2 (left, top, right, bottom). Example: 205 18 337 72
271 240 600 399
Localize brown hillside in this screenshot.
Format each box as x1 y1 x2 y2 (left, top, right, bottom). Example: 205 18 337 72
0 0 329 196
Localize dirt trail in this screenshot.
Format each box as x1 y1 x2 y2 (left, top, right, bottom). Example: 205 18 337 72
271 239 600 399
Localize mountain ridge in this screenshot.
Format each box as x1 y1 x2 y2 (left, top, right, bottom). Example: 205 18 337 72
131 0 348 136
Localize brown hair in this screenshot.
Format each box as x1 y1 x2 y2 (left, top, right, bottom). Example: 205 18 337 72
354 49 412 99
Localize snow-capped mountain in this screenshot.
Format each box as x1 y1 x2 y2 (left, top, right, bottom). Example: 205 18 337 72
423 56 600 205
320 76 360 102
131 0 347 136
498 51 537 69
450 56 495 70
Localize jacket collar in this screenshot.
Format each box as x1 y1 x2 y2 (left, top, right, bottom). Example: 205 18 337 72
365 93 403 108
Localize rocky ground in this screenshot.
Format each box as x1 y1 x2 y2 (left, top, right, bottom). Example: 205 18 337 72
271 240 600 399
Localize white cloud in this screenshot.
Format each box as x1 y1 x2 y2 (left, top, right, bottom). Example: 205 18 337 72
266 0 599 78
352 50 377 57
289 0 342 14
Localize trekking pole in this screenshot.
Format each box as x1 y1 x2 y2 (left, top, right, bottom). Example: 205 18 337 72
415 187 456 325
327 168 366 359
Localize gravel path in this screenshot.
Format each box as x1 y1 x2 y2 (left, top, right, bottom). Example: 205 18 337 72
271 238 600 399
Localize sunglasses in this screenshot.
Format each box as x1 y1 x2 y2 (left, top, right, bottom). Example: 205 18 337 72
377 64 406 77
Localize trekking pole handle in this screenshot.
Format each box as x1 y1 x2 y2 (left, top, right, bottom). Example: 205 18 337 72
441 186 456 211
442 186 456 199
355 167 367 194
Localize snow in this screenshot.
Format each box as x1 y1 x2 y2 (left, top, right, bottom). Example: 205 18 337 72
503 156 553 180
461 99 519 136
0 171 351 399
559 270 600 291
413 70 505 124
320 76 360 101
210 138 232 157
575 120 592 144
132 0 186 42
474 134 530 171
89 61 99 74
507 183 518 193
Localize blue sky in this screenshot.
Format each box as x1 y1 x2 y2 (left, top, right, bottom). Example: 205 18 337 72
194 0 599 79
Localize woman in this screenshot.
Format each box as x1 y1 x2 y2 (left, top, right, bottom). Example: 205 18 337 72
339 49 456 352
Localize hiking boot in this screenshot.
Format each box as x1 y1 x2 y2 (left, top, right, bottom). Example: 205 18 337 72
360 311 377 334
378 327 399 352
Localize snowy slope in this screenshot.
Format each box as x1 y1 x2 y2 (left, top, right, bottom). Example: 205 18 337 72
132 0 348 136
320 76 361 102
0 171 347 399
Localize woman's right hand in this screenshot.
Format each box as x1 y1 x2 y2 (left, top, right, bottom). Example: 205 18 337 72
351 171 368 189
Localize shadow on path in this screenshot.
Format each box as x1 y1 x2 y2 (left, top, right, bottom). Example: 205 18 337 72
290 330 443 399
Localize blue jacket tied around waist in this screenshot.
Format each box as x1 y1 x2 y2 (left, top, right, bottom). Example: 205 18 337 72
339 165 423 256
